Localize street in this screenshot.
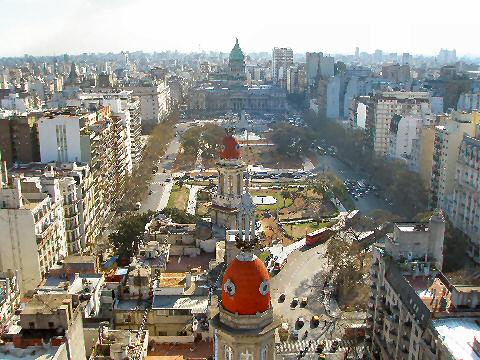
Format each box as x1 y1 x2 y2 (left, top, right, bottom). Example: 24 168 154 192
315 154 394 215
271 242 331 340
139 124 187 213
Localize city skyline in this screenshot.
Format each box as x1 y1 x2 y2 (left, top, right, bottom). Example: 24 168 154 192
1 0 479 57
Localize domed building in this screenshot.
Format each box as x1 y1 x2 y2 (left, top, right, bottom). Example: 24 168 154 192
211 237 279 360
229 38 246 81
187 39 286 116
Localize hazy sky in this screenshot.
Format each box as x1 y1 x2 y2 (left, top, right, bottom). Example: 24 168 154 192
1 0 479 57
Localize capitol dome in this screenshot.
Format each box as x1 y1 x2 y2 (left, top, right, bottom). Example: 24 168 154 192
221 252 271 315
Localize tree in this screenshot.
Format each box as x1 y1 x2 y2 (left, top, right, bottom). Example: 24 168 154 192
271 123 312 157
109 211 157 259
281 189 291 208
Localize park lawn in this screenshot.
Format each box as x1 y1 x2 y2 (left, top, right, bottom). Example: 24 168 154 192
166 184 190 211
251 189 293 211
283 221 328 240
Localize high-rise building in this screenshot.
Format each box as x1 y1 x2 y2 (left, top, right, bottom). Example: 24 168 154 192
446 133 480 263
0 170 68 293
365 91 431 156
128 80 170 133
430 112 478 209
272 47 293 88
306 52 322 86
0 111 42 167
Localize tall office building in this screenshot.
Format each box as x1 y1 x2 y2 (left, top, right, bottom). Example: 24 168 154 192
272 47 293 88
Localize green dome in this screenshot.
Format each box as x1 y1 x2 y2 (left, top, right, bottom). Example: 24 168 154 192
229 38 245 62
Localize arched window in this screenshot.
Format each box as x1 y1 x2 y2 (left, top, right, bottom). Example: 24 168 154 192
225 345 233 360
240 349 253 360
261 345 268 360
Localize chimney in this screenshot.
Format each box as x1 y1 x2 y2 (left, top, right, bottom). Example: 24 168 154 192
185 272 192 289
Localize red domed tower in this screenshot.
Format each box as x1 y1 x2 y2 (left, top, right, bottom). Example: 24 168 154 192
210 128 247 231
211 237 279 360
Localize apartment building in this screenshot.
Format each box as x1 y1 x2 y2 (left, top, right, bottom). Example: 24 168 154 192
429 114 476 209
78 90 143 167
447 134 480 263
0 111 42 168
0 168 68 293
38 106 132 224
366 91 431 156
272 47 293 88
367 211 480 360
11 162 96 253
0 294 86 359
0 270 20 331
128 80 170 132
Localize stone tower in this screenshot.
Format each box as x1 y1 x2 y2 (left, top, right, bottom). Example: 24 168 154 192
210 129 246 230
211 231 278 360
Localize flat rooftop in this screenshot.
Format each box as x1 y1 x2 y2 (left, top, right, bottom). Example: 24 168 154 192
159 272 186 288
152 295 208 314
22 294 73 315
0 343 62 359
433 318 480 360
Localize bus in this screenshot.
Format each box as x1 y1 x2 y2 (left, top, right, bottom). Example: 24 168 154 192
306 227 334 246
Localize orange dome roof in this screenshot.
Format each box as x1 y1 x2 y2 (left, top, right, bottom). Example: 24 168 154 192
221 253 271 315
220 135 241 160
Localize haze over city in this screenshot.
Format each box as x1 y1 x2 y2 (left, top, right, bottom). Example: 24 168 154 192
2 0 479 56
3 1 480 360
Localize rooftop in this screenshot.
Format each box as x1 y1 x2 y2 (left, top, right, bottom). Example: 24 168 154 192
152 295 209 314
433 318 480 360
159 272 186 288
0 343 62 360
22 294 73 315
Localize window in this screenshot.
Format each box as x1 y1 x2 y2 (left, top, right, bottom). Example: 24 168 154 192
29 322 35 329
240 349 253 360
48 322 54 328
225 345 233 360
261 345 268 360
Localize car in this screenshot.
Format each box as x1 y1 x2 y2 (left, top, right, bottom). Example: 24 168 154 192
279 294 286 302
291 297 299 307
296 317 305 328
316 341 326 353
165 177 172 182
311 315 320 327
291 329 299 340
301 297 308 307
134 202 141 210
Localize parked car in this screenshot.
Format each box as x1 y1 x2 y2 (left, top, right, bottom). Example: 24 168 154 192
291 297 299 307
279 294 286 302
301 297 308 307
311 315 320 327
296 317 305 328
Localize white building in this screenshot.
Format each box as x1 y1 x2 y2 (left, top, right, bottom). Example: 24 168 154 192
128 80 170 132
446 134 480 264
368 91 431 156
430 115 476 209
0 168 68 293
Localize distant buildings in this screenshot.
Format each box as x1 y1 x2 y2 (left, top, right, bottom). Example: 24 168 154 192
188 40 287 115
128 80 170 132
272 47 294 88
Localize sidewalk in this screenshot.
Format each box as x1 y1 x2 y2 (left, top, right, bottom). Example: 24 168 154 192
186 185 201 215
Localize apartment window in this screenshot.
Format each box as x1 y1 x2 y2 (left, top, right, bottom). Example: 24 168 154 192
29 322 35 329
48 322 54 328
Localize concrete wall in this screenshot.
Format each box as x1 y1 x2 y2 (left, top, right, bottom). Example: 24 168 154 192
0 209 42 293
38 116 82 163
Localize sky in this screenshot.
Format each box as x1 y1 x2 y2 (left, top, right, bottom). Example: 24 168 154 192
1 0 479 57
